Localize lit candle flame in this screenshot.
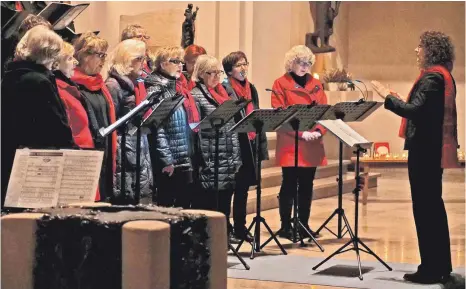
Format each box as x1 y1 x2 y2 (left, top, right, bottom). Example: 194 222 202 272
313 73 319 80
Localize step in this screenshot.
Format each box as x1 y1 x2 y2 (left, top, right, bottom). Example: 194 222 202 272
260 159 351 189
262 150 276 169
266 132 277 151
243 172 382 215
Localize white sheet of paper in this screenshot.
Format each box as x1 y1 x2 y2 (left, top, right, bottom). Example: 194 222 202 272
317 119 372 148
4 149 104 208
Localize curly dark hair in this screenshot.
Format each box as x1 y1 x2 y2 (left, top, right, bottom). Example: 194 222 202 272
419 31 455 69
18 15 52 38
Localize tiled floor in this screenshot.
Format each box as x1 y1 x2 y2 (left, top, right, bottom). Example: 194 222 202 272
228 169 465 289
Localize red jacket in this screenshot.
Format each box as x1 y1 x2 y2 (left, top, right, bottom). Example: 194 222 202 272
55 73 100 201
271 73 328 167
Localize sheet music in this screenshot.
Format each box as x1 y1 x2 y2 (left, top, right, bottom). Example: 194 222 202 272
57 150 104 205
317 119 372 148
5 150 64 208
4 149 103 208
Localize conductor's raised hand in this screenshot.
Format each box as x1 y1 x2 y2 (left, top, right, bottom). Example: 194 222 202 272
371 81 391 99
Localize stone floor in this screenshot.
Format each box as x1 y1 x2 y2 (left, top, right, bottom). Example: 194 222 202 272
228 169 465 289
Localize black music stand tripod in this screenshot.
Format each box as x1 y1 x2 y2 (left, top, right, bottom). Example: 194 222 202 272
315 100 383 239
230 108 298 259
195 99 251 270
311 120 391 280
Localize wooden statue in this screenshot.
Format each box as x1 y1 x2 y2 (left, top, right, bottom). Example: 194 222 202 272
306 1 341 54
181 3 199 48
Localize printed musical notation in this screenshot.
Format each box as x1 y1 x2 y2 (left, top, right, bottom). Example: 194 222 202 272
4 149 103 208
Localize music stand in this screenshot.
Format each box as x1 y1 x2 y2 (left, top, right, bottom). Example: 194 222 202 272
311 119 392 280
195 99 251 270
261 104 330 250
100 95 184 205
315 100 383 238
229 108 299 259
37 2 89 30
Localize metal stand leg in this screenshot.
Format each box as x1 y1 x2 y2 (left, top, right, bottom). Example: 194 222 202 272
312 146 391 280
316 141 347 238
235 121 287 259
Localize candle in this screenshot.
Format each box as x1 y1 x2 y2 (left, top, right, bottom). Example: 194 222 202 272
313 73 320 80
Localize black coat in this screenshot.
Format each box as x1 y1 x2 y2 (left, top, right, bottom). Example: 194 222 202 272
222 79 269 186
385 72 450 159
74 84 113 202
191 83 242 191
1 60 74 206
106 71 154 202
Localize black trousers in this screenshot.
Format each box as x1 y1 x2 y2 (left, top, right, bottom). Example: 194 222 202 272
155 169 193 209
279 167 317 227
232 165 253 231
192 189 235 233
408 150 452 275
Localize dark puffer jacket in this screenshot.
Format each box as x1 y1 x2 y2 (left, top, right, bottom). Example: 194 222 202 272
105 70 153 203
144 73 195 173
191 83 242 191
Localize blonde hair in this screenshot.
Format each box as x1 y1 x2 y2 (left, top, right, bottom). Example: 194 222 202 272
152 46 184 73
191 54 222 82
121 24 146 41
53 42 75 70
284 45 316 72
108 39 146 76
14 26 63 66
73 32 109 64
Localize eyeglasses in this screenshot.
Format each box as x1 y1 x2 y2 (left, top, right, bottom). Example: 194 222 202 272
234 62 249 68
206 70 224 77
88 51 107 59
297 60 312 67
135 34 150 40
168 59 185 65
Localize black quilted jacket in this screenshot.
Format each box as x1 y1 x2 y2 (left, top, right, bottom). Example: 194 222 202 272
191 83 242 191
105 71 153 203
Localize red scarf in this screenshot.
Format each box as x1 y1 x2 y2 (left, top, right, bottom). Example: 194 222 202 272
71 68 118 174
15 1 23 11
399 65 459 168
179 73 196 91
176 78 201 130
134 79 153 119
229 77 256 140
207 83 230 105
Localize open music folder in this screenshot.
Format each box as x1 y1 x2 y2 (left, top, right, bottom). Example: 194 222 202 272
4 149 103 209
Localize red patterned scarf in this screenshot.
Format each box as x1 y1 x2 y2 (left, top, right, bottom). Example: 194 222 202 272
399 65 459 168
72 68 118 173
229 77 256 140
